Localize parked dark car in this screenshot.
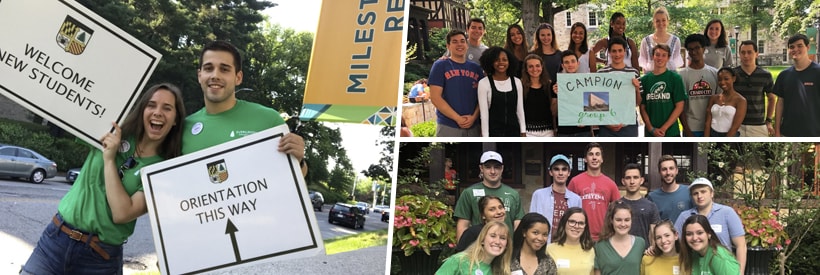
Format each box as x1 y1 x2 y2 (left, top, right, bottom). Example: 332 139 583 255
381 210 390 223
309 191 324 211
66 168 80 184
0 144 58 183
328 203 365 229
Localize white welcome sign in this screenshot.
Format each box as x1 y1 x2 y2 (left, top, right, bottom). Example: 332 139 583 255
0 0 161 149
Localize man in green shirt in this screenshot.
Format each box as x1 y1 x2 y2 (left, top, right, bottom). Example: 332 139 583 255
454 151 524 241
639 44 687 137
182 41 306 173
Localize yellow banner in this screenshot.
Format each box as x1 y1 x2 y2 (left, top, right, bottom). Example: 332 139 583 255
301 0 405 126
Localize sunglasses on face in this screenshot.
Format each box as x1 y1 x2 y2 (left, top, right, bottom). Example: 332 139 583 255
118 155 138 179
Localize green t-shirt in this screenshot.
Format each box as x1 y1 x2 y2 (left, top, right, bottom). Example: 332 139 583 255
594 236 646 275
182 100 286 154
691 246 739 275
454 182 524 232
640 70 687 137
57 137 163 245
435 252 492 275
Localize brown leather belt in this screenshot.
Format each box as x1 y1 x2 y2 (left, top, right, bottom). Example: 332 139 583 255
52 216 111 260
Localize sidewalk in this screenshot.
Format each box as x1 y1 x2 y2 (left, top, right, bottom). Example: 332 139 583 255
205 245 389 275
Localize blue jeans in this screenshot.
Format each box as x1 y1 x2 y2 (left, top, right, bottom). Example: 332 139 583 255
21 214 123 275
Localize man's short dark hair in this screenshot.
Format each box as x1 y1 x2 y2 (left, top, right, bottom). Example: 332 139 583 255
623 163 643 176
469 18 485 29
608 37 627 52
658 155 677 170
585 142 602 156
684 34 708 49
561 50 577 61
446 30 467 45
739 40 758 52
200 40 243 73
788 34 809 47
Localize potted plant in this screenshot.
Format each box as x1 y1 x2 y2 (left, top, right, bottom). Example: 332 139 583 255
735 205 791 275
392 194 456 274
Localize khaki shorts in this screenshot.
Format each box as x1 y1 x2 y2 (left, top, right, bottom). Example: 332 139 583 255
436 123 480 137
739 124 769 137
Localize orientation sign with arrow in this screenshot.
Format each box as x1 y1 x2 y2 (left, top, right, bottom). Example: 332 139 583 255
141 125 323 275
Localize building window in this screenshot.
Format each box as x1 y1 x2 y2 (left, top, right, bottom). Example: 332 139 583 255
758 40 765 54
566 12 572 27
783 49 787 62
589 11 599 27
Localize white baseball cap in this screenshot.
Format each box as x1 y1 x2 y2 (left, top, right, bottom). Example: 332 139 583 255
480 151 503 164
690 177 713 190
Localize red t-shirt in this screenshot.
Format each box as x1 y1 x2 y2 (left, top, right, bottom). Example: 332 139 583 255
568 171 621 241
552 190 568 234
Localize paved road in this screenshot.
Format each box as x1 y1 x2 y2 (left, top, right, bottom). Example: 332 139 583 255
0 177 389 274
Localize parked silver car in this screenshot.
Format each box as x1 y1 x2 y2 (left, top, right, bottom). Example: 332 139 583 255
0 144 58 183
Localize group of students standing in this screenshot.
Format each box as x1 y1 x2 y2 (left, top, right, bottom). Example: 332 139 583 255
428 7 820 137
436 143 745 275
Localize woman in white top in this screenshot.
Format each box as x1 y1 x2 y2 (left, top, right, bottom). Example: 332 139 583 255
568 22 590 73
589 12 640 72
705 67 747 137
478 46 526 137
639 7 683 72
703 19 733 69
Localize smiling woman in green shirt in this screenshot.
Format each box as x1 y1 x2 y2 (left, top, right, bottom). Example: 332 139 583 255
22 83 186 275
680 215 740 275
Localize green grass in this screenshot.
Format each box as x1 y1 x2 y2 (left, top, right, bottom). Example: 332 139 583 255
764 66 789 80
324 229 388 255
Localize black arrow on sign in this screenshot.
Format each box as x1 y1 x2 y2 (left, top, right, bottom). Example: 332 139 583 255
225 218 240 262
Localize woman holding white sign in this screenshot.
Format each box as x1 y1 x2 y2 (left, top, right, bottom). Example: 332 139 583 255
22 83 186 275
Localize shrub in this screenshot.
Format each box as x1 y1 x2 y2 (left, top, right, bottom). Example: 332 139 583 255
0 120 89 171
410 121 436 137
393 194 457 256
783 211 820 274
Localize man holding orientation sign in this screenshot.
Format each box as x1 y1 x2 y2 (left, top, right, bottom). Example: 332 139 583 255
182 41 306 166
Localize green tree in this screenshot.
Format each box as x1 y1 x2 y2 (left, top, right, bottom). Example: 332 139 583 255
328 164 354 198
362 125 395 183
771 0 820 40
725 0 774 44
589 0 718 48
465 0 591 47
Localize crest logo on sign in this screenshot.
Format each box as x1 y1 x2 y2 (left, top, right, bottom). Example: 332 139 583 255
207 160 229 184
56 16 94 55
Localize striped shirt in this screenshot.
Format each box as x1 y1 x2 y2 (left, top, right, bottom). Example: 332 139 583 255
733 66 773 125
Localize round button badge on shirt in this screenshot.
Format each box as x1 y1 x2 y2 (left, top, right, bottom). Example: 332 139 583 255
191 122 203 135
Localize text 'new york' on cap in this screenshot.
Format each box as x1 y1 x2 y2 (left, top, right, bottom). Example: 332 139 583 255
550 154 571 169
480 151 503 164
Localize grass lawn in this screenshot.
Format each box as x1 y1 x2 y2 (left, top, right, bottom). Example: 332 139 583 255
764 65 789 80
324 229 388 255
